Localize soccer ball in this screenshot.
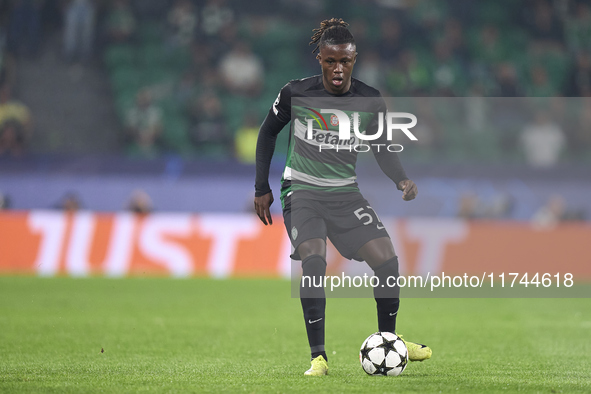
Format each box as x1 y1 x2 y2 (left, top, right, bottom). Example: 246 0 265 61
359 332 408 376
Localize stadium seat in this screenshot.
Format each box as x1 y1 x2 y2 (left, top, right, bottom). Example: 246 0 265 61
111 65 142 94
166 47 192 73
114 88 138 121
161 114 192 153
137 21 165 44
221 95 248 134
104 44 136 69
138 43 168 67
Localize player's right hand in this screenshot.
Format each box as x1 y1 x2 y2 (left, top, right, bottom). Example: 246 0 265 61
254 192 274 225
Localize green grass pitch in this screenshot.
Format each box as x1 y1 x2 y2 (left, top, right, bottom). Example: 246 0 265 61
0 277 589 393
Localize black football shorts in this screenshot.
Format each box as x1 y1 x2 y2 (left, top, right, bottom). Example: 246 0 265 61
282 193 390 261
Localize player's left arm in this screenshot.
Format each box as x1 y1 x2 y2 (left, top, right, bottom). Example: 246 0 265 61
371 146 418 201
397 179 418 201
368 109 417 201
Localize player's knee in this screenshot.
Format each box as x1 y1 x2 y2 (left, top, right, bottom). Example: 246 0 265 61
359 237 396 267
301 254 326 277
300 255 327 299
297 239 326 260
373 257 400 299
372 256 399 278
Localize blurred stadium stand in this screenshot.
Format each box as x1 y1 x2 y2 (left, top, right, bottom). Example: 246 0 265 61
0 0 589 220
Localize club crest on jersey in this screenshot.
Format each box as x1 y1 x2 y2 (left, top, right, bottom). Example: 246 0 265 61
330 114 339 126
291 226 298 240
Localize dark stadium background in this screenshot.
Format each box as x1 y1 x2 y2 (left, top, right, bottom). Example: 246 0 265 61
1 2 590 392
0 0 589 267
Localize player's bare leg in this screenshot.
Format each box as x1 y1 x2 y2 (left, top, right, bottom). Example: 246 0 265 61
358 237 432 361
298 238 329 375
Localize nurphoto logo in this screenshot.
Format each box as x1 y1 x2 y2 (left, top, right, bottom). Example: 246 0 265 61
304 109 418 153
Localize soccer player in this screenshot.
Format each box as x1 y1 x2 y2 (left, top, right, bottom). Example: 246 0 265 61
254 18 431 376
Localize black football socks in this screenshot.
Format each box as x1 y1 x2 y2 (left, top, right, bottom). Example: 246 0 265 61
300 254 328 362
372 257 401 333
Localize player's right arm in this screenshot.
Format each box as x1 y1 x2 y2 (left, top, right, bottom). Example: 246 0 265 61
254 83 292 225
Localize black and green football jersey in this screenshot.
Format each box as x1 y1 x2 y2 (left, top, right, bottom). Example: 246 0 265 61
269 75 397 207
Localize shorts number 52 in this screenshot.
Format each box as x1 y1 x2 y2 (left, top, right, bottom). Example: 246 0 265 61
354 206 385 230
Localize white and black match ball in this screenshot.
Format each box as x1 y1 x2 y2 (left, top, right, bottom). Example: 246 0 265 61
359 332 408 376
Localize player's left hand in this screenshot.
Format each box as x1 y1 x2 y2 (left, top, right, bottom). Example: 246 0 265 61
398 179 418 201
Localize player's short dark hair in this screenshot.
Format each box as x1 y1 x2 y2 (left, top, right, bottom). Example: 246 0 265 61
309 18 355 53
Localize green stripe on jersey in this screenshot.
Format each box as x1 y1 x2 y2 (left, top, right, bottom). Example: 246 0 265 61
291 151 355 179
280 104 376 208
291 184 360 193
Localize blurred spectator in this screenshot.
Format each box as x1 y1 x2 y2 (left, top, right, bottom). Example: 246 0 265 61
130 0 168 19
200 0 234 39
173 71 198 110
457 193 480 220
188 91 230 152
219 41 264 97
277 0 324 19
376 19 406 63
533 195 586 228
348 18 370 50
211 19 238 59
494 62 522 97
490 94 526 152
457 192 513 220
57 192 82 212
0 84 32 150
197 67 222 92
441 18 469 66
564 51 591 97
103 0 136 44
386 50 431 95
483 193 514 219
409 0 449 33
432 41 464 95
526 0 564 52
472 24 507 66
0 192 11 210
531 195 565 228
0 121 26 156
63 0 96 62
0 41 17 88
571 97 591 153
565 1 591 54
445 0 475 27
520 110 566 168
125 89 162 156
74 0 591 166
410 98 442 151
526 65 557 96
465 83 488 133
127 189 153 214
189 42 214 74
7 0 45 58
234 113 259 164
167 0 198 48
356 50 385 91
